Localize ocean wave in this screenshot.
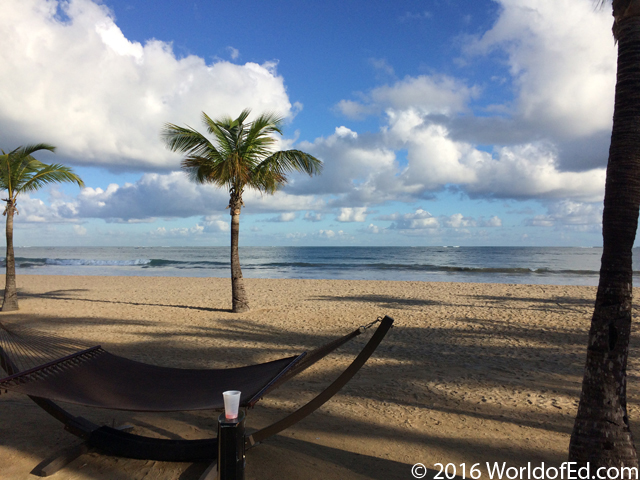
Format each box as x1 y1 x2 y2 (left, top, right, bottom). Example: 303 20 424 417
45 258 152 267
8 257 152 268
8 257 229 269
252 261 602 276
1 256 633 278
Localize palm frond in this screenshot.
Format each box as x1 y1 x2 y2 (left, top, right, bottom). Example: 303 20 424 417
164 110 322 206
162 123 220 158
13 143 56 158
19 164 84 194
250 150 323 193
0 144 74 199
201 113 236 155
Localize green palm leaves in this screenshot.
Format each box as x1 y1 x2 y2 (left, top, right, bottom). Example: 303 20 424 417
162 109 322 195
162 109 322 312
0 144 85 203
0 143 84 311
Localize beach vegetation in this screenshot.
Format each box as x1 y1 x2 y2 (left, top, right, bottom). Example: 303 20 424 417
162 109 322 313
0 144 84 311
569 0 640 471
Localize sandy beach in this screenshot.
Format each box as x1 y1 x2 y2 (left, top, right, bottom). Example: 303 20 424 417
0 275 639 479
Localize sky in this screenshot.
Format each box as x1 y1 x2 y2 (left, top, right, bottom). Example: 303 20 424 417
0 0 617 247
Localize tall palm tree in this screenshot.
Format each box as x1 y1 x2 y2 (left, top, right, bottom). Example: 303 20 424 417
569 0 640 470
162 109 322 313
0 144 84 311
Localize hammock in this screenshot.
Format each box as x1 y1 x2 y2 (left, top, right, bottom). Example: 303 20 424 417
0 346 303 411
0 315 394 478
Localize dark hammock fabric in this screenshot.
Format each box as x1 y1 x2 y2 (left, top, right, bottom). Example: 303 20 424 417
0 346 302 412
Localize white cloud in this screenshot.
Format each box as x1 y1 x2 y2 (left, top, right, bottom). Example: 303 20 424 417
443 213 476 229
384 209 504 232
367 223 380 234
268 212 297 222
337 75 478 120
303 212 323 222
466 0 615 138
203 216 229 232
73 225 87 235
285 232 307 240
369 58 395 77
316 229 350 239
0 0 294 169
318 229 337 239
336 207 367 222
334 126 358 139
150 224 205 237
43 171 323 222
317 0 611 207
524 201 602 231
389 209 440 230
227 46 240 60
296 129 398 201
394 120 605 201
334 100 378 121
482 216 503 228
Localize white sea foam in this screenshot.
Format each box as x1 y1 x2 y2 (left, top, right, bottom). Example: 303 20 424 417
44 258 151 266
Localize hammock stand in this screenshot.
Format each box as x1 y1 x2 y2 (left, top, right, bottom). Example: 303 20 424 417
0 315 394 479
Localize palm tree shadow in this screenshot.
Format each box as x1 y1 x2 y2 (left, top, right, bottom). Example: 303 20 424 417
313 294 441 309
16 289 231 313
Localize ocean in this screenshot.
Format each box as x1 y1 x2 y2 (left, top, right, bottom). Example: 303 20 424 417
3 246 635 286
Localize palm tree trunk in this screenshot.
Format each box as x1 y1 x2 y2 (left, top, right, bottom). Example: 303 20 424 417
568 15 640 470
230 203 249 313
2 202 18 311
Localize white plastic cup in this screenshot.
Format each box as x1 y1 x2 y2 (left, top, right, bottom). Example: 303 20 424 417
223 390 241 420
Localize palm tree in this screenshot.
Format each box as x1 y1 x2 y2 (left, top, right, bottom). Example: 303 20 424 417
0 144 84 311
568 0 640 470
162 109 322 313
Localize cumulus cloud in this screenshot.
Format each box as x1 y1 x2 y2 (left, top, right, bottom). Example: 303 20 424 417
0 0 294 170
337 75 478 120
336 207 367 222
319 0 611 208
2 0 615 243
315 229 353 241
366 223 381 234
466 0 615 139
43 171 322 222
303 212 323 222
482 216 502 228
387 209 440 230
524 201 602 231
295 127 398 202
285 232 307 240
202 216 229 232
268 212 297 222
297 111 605 208
318 229 338 239
384 209 504 233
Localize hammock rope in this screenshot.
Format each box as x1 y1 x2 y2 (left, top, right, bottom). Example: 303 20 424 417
0 320 92 374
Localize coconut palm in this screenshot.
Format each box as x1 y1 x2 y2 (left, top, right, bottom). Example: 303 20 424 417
568 0 640 470
0 144 84 311
162 109 322 313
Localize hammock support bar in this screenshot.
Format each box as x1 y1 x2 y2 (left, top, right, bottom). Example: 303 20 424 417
0 316 394 477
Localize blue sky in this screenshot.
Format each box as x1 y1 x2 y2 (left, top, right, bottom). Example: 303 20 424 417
0 0 615 247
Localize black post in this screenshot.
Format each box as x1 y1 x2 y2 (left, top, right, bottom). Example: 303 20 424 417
217 410 245 480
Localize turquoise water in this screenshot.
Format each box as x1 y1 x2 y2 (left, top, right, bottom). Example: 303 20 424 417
2 246 629 286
